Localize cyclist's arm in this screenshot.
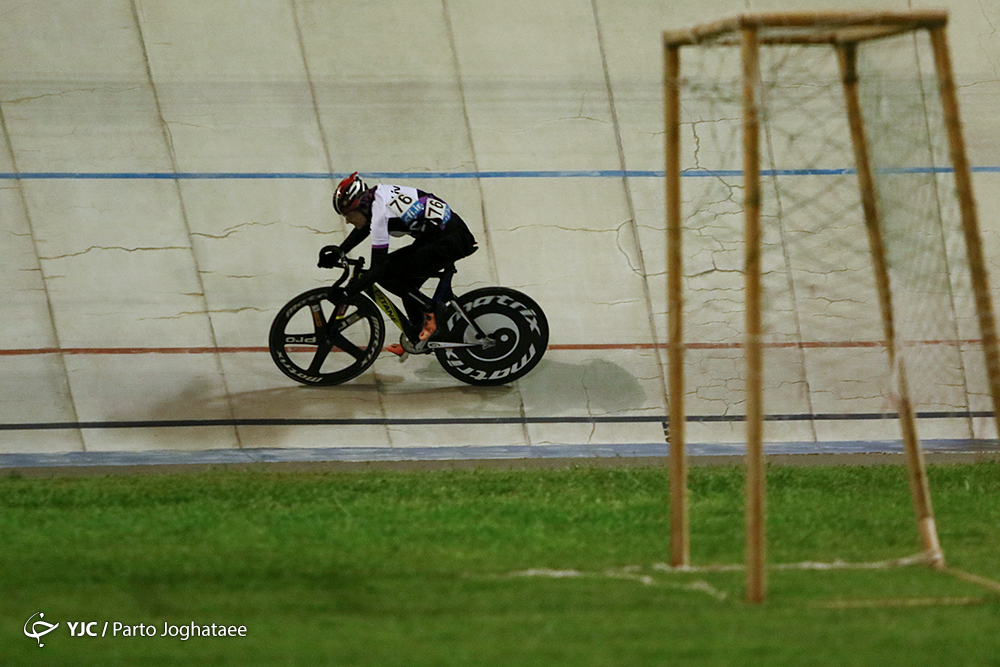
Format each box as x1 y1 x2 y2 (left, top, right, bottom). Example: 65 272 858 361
339 224 370 254
341 194 391 300
361 187 392 278
340 247 386 302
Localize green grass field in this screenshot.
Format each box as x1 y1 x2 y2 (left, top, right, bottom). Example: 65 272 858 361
2 460 999 665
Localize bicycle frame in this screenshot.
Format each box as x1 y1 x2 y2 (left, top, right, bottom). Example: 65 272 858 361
272 253 548 386
333 257 491 352
368 284 409 334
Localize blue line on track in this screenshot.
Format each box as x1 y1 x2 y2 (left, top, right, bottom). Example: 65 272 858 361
1 167 999 180
0 439 995 469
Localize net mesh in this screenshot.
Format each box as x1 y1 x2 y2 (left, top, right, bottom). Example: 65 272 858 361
676 31 990 443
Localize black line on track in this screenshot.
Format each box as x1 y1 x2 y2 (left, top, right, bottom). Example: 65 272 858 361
1 411 993 431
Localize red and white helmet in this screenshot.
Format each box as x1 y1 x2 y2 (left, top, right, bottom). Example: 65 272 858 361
333 172 368 215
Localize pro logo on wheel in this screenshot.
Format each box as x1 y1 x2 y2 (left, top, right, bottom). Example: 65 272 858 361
269 288 385 386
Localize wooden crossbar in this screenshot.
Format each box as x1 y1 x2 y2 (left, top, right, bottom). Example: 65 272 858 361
663 10 949 47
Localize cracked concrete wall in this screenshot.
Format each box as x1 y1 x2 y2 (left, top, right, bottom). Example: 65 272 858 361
1 0 999 456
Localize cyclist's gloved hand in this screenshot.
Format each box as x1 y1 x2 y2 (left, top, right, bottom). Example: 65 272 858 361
318 245 345 269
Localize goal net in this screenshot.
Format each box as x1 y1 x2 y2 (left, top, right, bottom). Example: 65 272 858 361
663 11 1000 602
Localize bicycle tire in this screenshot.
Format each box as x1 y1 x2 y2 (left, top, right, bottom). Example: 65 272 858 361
435 287 548 386
269 287 385 386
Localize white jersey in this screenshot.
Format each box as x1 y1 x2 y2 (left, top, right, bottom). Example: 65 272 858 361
369 184 452 250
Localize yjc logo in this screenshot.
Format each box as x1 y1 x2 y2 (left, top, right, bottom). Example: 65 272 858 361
24 612 59 648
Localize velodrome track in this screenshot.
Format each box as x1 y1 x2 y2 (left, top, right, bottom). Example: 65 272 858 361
2 2 1000 471
2 336 998 473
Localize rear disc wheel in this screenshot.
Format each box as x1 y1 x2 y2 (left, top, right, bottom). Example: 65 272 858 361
435 288 548 386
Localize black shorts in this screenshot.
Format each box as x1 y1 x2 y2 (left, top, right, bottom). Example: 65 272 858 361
381 214 478 285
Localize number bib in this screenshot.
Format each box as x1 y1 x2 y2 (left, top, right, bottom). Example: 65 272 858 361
385 185 452 230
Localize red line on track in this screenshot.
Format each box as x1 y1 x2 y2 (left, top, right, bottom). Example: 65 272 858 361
0 340 983 356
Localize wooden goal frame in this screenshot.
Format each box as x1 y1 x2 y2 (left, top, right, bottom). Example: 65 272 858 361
662 11 1000 603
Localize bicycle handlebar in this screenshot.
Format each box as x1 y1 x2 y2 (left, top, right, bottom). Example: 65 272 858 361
328 255 366 291
340 256 366 270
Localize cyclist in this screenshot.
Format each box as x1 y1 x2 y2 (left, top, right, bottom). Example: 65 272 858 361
319 172 478 354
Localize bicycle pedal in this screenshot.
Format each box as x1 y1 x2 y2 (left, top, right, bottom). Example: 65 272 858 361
398 336 430 357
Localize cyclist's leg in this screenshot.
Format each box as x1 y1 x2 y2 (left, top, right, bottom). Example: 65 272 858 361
380 219 478 339
419 219 478 338
380 246 450 337
379 247 429 338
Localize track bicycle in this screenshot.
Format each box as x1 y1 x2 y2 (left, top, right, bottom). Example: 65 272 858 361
269 256 549 386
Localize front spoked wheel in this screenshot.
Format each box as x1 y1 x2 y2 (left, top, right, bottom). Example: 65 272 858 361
436 287 548 386
269 288 385 385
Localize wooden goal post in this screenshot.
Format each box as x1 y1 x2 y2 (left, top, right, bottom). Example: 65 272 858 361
663 11 1000 603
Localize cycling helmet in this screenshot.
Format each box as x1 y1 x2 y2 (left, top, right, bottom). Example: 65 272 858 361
333 172 368 215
